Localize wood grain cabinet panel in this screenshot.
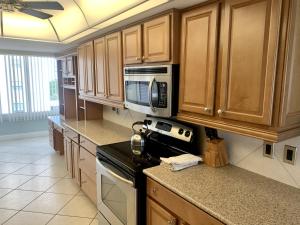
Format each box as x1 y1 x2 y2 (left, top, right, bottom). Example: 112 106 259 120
94 37 107 99
122 25 142 64
77 45 86 95
147 197 177 225
105 32 123 102
219 0 282 125
179 3 219 116
143 15 170 62
72 142 80 185
64 137 73 177
85 42 95 96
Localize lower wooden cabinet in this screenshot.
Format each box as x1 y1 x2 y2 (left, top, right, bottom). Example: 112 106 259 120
64 137 73 176
147 178 224 225
72 142 80 185
147 197 177 225
81 171 97 204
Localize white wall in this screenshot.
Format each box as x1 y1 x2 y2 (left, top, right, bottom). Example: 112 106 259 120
103 106 300 189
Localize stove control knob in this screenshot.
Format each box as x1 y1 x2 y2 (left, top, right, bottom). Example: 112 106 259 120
147 120 152 125
178 128 184 135
185 131 191 137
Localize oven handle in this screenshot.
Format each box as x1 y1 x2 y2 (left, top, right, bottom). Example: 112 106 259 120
148 78 155 112
96 158 134 186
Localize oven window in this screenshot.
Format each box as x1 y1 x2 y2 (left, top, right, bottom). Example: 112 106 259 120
101 175 127 224
125 81 149 106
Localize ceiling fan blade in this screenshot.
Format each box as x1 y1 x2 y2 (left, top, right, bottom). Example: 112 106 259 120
18 8 53 19
23 1 64 10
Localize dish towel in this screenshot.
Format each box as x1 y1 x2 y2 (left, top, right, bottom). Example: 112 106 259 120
160 154 203 171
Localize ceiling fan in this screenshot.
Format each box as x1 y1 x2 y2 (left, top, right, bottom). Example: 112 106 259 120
0 0 64 19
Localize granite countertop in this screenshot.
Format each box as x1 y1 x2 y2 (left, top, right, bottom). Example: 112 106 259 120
63 119 131 146
48 115 64 128
144 164 300 225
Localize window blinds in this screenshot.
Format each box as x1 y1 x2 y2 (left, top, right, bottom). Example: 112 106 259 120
0 54 58 122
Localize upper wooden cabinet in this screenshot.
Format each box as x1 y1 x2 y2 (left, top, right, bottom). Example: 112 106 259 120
122 12 179 65
179 3 218 116
122 25 142 64
178 0 300 142
105 32 123 102
143 15 170 63
78 41 95 97
94 37 106 99
218 0 281 125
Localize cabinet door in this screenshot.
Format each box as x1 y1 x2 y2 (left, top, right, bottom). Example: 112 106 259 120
72 142 80 185
66 56 73 76
105 32 123 102
94 37 107 99
61 58 67 77
85 41 95 96
219 0 282 125
64 138 73 177
122 25 142 64
179 4 219 116
143 15 170 62
78 45 86 95
147 197 177 225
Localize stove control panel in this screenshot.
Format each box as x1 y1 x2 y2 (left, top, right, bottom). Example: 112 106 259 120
144 117 193 142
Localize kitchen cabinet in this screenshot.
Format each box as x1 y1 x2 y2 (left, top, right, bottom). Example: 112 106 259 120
147 178 224 225
105 32 123 102
64 137 73 176
179 3 218 116
147 197 177 225
48 118 64 155
72 142 80 185
178 0 300 142
143 15 170 63
93 32 123 107
122 25 142 64
122 12 180 65
78 41 94 97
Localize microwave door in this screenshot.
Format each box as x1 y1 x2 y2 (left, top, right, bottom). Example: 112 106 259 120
149 78 159 112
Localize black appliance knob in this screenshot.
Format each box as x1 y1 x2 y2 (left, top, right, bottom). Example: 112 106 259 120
185 131 191 137
147 120 152 125
178 128 184 135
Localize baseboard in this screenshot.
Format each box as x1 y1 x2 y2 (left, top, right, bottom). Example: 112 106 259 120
0 130 49 142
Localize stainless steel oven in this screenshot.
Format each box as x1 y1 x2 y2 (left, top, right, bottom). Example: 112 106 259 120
124 65 179 117
96 157 137 225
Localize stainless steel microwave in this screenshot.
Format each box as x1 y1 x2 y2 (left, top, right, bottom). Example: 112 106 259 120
124 65 179 117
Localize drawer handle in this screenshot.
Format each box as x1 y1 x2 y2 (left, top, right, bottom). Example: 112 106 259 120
152 187 157 194
217 109 224 115
80 158 85 161
204 107 211 112
81 180 87 184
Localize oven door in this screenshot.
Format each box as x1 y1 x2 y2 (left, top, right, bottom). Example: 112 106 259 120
96 158 137 225
124 75 172 117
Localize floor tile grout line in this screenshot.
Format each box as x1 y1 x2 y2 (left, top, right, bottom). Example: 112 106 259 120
0 208 19 225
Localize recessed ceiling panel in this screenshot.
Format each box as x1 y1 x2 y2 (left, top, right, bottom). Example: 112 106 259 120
3 11 57 41
48 0 87 41
76 0 147 27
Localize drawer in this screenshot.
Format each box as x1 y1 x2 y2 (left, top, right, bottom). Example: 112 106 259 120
147 178 224 225
80 136 97 155
81 171 97 204
64 127 79 143
79 147 96 183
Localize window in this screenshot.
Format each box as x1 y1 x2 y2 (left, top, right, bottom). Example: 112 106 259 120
0 54 58 122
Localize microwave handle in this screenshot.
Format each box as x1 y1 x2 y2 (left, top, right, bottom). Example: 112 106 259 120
148 78 155 112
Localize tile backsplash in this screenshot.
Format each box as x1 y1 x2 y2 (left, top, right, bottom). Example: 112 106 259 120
103 106 300 189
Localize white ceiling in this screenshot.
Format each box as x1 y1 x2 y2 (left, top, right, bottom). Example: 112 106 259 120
0 0 207 55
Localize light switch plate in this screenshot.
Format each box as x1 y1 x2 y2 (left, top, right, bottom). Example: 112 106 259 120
283 145 297 165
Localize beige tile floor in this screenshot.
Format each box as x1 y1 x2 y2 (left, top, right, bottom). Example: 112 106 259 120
0 136 98 225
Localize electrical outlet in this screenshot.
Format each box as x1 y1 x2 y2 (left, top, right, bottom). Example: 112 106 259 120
283 145 297 165
263 141 274 158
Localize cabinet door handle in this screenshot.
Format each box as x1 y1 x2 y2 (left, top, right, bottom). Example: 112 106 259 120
204 107 211 112
80 158 85 161
217 109 224 115
136 57 141 60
